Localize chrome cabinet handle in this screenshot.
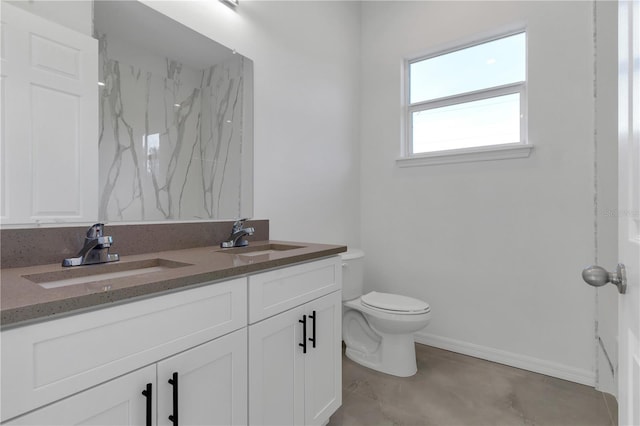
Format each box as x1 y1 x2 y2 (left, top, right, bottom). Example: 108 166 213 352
582 264 627 294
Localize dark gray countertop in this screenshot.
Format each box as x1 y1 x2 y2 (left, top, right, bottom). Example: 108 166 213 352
0 240 346 326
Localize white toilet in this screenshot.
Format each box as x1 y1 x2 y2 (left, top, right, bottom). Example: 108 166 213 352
341 249 432 377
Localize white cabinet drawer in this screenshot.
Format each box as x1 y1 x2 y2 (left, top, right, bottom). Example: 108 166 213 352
248 257 341 324
1 278 247 422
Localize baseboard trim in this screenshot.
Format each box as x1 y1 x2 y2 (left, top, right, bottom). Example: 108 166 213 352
414 331 596 386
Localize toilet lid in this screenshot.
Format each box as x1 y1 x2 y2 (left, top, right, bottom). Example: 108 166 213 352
361 291 430 313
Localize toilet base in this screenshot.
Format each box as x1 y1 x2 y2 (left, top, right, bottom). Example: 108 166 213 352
344 332 418 377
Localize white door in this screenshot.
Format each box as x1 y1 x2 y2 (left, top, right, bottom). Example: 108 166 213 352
304 291 342 426
248 305 306 426
6 365 155 426
618 0 640 424
157 328 247 426
0 2 98 224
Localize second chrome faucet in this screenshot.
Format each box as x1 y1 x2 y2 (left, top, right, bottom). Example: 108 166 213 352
220 218 255 248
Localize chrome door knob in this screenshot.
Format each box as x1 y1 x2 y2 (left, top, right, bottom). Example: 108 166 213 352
582 264 627 294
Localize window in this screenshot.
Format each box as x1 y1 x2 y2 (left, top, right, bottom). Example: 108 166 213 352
399 31 532 166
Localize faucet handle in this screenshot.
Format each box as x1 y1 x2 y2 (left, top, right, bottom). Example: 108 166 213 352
232 218 250 230
86 223 105 239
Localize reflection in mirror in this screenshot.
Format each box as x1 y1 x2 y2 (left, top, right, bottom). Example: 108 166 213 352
94 1 253 222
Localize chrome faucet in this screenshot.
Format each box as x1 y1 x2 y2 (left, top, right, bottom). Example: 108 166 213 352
62 223 120 267
220 218 255 248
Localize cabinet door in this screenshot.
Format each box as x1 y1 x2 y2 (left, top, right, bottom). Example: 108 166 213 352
304 291 342 426
6 365 155 426
249 305 305 426
157 328 247 426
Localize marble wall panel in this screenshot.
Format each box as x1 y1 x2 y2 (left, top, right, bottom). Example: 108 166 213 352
97 33 243 222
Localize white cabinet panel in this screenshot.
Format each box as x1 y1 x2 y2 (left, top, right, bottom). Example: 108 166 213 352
6 365 155 426
158 328 248 426
0 2 98 224
249 304 306 426
304 291 342 426
248 257 341 324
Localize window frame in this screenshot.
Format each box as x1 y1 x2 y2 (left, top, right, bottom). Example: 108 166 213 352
398 30 532 167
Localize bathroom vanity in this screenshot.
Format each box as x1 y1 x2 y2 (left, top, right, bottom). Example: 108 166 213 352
0 240 345 425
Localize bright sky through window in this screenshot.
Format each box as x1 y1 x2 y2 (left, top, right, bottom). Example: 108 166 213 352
407 32 526 154
412 93 521 153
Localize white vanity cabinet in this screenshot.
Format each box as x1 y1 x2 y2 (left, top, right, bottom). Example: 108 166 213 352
1 255 343 425
248 257 342 426
1 277 247 424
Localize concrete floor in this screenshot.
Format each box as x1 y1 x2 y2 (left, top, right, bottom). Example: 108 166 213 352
329 344 617 426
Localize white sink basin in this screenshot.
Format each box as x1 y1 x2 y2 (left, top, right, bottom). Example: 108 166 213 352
23 259 192 290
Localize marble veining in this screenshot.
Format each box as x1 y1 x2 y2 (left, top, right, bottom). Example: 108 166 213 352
97 32 244 221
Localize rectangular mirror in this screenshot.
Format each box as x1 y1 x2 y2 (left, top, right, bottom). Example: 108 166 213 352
0 0 253 226
95 1 253 222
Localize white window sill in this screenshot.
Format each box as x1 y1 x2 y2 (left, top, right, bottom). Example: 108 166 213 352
396 143 533 167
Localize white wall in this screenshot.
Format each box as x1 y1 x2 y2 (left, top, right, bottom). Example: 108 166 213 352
6 0 92 36
360 0 616 385
143 1 362 247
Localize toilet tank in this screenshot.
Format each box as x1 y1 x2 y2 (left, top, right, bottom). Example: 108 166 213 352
340 249 364 301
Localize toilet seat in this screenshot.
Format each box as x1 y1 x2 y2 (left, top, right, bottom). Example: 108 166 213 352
361 291 430 314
